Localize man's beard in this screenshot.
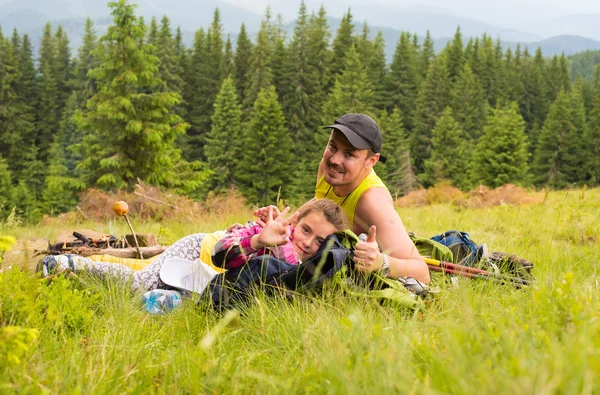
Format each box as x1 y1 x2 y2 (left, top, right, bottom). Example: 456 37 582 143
325 162 347 186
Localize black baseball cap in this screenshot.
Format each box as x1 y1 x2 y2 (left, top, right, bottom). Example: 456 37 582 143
323 113 387 163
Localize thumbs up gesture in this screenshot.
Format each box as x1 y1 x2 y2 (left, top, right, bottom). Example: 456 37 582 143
353 225 384 273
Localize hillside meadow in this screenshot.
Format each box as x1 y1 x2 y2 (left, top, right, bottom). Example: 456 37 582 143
1 187 599 394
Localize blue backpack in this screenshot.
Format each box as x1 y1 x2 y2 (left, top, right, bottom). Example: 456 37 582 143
430 230 483 266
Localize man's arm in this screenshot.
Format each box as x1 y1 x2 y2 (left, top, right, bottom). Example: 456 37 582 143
353 187 430 284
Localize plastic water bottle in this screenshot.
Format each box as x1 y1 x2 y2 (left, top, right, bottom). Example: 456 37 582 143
142 289 182 314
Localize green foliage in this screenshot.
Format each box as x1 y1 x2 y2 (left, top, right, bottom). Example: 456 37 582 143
452 63 488 141
377 107 415 195
237 85 292 204
243 14 274 112
281 2 323 201
569 49 600 80
0 268 99 335
473 103 529 187
323 44 374 126
42 142 86 214
0 156 13 213
386 32 419 132
0 326 39 366
233 23 252 103
583 66 600 185
328 10 355 84
423 107 472 189
418 31 435 80
205 77 242 191
533 90 577 188
74 0 192 191
444 27 465 82
411 55 452 174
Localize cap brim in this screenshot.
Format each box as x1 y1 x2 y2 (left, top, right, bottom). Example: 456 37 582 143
323 124 372 150
160 257 218 294
324 124 388 164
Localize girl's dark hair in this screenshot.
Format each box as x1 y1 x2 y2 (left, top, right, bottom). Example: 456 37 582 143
297 199 349 231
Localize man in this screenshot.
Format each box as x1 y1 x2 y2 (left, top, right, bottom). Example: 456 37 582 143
316 113 430 284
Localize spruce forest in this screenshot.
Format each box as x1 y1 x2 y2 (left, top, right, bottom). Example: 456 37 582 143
1 0 600 220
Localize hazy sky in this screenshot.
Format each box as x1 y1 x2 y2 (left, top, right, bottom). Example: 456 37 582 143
223 0 600 24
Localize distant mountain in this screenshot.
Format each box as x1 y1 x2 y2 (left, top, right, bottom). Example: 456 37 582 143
522 14 600 42
0 0 264 39
3 0 600 63
320 18 600 61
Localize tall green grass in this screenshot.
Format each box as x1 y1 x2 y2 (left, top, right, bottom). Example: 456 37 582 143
1 188 599 393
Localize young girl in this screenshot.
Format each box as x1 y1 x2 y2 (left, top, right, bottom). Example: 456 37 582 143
212 199 349 270
41 200 348 293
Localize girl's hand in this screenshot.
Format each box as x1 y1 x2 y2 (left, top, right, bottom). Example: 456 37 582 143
253 206 299 249
253 205 281 227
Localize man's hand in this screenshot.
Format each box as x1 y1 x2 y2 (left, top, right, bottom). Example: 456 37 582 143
353 225 384 273
253 205 281 227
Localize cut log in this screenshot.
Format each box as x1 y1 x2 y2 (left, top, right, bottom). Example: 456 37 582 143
125 234 157 247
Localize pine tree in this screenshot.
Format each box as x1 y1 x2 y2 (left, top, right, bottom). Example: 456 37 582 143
36 23 59 163
378 107 414 195
479 35 503 106
42 141 85 214
546 54 571 104
223 35 234 78
188 8 225 159
184 28 207 160
568 78 587 183
423 107 471 189
58 18 98 174
233 23 253 102
269 14 288 98
156 16 184 95
473 103 529 187
54 25 73 115
237 86 292 204
205 77 242 191
282 1 320 200
466 37 482 78
368 31 388 110
322 44 374 128
386 32 419 132
74 0 190 190
445 27 464 82
1 33 37 181
584 66 600 185
306 6 331 118
0 155 13 213
328 10 355 85
173 26 188 119
532 90 576 188
519 47 550 153
452 63 487 141
505 46 525 104
147 17 158 46
243 16 273 111
418 31 435 80
411 55 452 175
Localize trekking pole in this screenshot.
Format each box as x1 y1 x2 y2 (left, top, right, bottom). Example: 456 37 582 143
424 257 531 288
113 201 144 259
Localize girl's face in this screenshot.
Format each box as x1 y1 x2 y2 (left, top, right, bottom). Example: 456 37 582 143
292 212 338 261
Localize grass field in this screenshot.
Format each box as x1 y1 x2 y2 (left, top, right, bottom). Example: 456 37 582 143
1 188 599 394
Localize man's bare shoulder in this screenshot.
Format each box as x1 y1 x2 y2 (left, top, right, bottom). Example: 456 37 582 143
353 186 397 233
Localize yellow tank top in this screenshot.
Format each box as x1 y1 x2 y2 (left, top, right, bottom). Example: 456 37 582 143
315 170 387 228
